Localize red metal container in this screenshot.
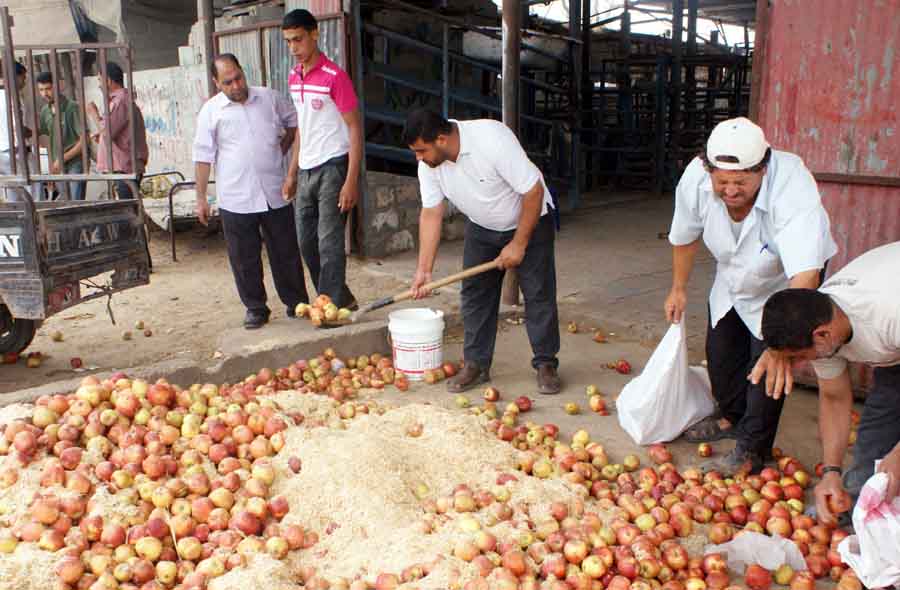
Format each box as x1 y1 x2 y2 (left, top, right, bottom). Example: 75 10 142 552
753 0 900 393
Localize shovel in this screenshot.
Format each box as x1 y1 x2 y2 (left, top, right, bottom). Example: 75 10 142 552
319 260 500 328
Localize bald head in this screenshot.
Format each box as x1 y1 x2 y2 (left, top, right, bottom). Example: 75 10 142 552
212 54 248 103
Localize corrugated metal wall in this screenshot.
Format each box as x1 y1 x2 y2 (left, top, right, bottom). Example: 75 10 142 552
219 31 265 87
755 0 900 393
756 0 900 274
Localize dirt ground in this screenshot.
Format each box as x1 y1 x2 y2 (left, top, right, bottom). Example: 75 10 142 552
0 228 416 393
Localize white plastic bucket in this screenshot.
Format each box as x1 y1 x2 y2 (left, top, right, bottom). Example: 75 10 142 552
388 308 445 380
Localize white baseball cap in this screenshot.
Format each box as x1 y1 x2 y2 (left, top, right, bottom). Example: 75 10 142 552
706 117 770 170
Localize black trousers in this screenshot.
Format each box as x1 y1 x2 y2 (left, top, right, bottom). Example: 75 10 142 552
706 307 785 455
220 204 309 314
461 214 560 370
844 364 900 500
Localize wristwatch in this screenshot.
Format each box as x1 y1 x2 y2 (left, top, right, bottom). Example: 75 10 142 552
821 465 842 476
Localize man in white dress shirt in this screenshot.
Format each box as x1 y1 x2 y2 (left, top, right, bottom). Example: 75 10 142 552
193 54 308 329
404 109 561 395
758 242 900 523
665 117 837 474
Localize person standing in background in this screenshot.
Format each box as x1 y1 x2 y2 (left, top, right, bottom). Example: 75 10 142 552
87 62 148 199
282 8 362 309
36 71 86 200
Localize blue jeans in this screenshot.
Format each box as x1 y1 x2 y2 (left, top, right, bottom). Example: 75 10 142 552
60 161 87 201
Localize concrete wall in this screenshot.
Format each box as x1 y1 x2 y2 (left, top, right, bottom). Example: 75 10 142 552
84 64 208 179
124 7 194 71
362 172 465 258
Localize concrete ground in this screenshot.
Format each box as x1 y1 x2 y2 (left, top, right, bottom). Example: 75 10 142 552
2 192 848 475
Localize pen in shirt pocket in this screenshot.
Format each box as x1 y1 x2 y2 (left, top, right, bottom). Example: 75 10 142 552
760 243 769 254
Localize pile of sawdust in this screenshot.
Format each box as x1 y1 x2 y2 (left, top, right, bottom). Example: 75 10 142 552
0 542 60 590
0 405 32 427
272 401 584 588
209 553 300 590
0 456 45 526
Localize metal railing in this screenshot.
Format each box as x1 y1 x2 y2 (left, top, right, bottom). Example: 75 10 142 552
0 6 141 203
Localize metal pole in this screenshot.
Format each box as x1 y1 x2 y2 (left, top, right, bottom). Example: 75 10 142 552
26 50 42 178
72 49 90 177
501 0 521 134
350 0 369 256
198 0 216 98
749 0 768 122
581 0 592 190
126 46 138 184
98 50 114 199
685 0 697 132
1 8 27 181
501 0 521 306
569 0 582 210
49 50 71 200
441 24 450 117
670 0 684 154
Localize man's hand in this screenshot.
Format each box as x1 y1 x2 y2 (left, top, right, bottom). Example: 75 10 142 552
496 240 526 270
411 269 433 299
664 286 687 323
814 471 845 526
50 160 62 175
877 445 900 502
749 349 795 399
196 197 210 226
282 175 297 202
87 102 100 120
338 181 358 213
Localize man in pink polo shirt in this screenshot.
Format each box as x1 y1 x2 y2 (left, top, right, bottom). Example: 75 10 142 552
282 9 363 309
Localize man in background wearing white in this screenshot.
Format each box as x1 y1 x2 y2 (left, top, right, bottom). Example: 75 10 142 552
193 54 308 330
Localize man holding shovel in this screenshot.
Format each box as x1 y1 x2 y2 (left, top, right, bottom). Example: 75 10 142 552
665 117 836 474
403 109 561 395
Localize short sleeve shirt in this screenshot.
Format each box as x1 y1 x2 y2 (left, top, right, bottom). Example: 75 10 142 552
669 151 837 338
417 119 554 232
811 241 900 379
288 54 358 170
192 87 297 214
39 97 82 163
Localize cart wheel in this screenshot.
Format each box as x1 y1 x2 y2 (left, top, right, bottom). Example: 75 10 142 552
0 305 38 355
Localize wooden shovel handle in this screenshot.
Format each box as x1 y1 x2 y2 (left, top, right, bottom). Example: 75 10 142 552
394 260 500 303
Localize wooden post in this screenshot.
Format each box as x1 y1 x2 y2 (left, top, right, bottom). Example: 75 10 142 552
500 0 521 306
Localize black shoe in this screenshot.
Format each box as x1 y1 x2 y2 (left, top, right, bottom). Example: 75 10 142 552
703 442 764 476
345 298 359 311
244 310 270 330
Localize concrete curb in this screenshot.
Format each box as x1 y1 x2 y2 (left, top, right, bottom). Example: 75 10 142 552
1 319 395 405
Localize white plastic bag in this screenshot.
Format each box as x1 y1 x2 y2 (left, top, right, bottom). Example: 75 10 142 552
837 471 900 589
705 532 807 572
617 322 715 445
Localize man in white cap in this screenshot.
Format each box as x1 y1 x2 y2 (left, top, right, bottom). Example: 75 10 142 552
664 117 837 474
